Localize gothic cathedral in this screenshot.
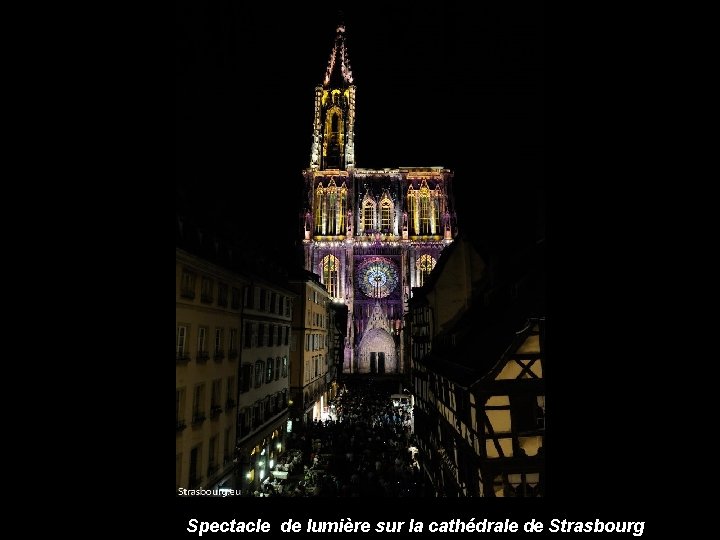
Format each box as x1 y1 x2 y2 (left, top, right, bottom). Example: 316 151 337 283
302 23 456 375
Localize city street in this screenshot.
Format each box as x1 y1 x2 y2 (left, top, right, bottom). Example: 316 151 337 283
251 377 430 497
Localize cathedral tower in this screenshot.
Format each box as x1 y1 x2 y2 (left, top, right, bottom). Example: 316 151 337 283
302 21 457 375
309 22 355 171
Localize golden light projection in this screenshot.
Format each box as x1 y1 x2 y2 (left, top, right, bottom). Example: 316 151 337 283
322 254 340 299
407 179 440 236
314 183 324 233
314 179 348 235
416 254 437 286
361 195 376 233
380 194 393 233
322 106 344 161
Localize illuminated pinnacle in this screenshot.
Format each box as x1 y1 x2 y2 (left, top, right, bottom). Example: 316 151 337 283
323 17 353 87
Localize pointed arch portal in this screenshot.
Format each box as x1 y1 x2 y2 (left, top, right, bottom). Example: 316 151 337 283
358 328 396 374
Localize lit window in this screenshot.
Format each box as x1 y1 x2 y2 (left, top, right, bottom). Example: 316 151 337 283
362 199 375 232
327 185 337 235
419 195 431 235
417 255 437 286
322 255 340 299
380 197 393 232
314 184 324 234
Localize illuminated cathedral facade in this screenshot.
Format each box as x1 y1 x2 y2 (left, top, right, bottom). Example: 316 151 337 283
302 23 457 375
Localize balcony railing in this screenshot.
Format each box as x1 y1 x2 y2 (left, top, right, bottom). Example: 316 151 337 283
210 405 222 419
228 349 238 360
176 351 190 364
196 351 209 363
192 413 206 426
223 455 232 465
225 399 236 411
214 350 225 362
176 420 187 433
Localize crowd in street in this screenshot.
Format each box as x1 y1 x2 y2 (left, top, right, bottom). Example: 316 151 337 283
259 378 432 497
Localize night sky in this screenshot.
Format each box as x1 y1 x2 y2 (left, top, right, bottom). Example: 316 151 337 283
176 3 544 266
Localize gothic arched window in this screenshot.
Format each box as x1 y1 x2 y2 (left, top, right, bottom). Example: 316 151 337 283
407 180 442 235
362 199 375 233
314 183 324 234
338 182 347 234
417 254 437 286
407 186 416 234
419 184 432 235
409 180 438 236
322 255 340 300
327 182 337 235
315 180 347 236
380 196 393 233
323 106 344 169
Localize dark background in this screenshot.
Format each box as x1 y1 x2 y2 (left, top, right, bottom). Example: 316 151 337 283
176 2 544 267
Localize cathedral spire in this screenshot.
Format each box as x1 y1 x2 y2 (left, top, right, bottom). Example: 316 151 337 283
309 16 356 170
323 16 354 88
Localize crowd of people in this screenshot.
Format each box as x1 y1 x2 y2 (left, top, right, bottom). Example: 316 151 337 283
260 378 433 497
